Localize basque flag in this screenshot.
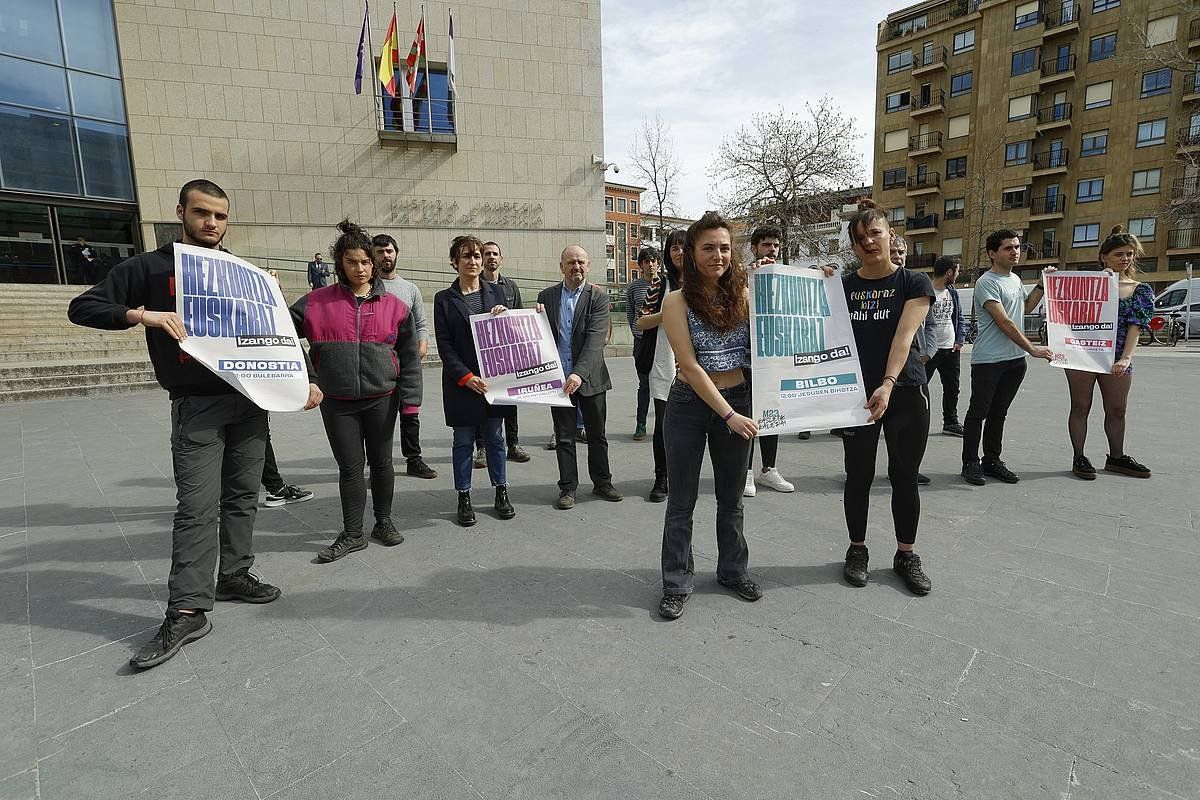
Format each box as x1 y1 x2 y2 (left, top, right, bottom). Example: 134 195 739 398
353 2 369 94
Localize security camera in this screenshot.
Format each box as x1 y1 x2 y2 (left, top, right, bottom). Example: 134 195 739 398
611 163 620 174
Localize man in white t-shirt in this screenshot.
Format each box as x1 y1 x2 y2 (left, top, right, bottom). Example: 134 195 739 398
919 256 967 436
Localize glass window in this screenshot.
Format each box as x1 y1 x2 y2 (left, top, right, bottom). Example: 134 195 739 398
0 55 69 113
1008 95 1033 120
946 157 967 179
1132 168 1161 195
1002 187 1029 209
0 105 79 195
68 72 125 123
1081 130 1108 156
953 29 975 54
944 197 965 219
604 196 613 211
886 90 910 113
617 197 627 213
1141 68 1172 97
1089 33 1117 62
884 129 907 151
630 225 640 239
948 114 970 138
883 168 907 189
1146 16 1179 47
1005 141 1030 165
618 222 626 235
1136 118 1167 147
1014 1 1040 29
1077 178 1104 203
887 49 913 74
1073 224 1100 247
630 200 637 214
950 71 973 97
605 221 613 234
59 0 120 76
887 206 904 224
1092 0 1119 11
0 0 63 64
1011 49 1037 76
76 119 133 200
942 237 963 256
1128 217 1156 241
1084 81 1113 109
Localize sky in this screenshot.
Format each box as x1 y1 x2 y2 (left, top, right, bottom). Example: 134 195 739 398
601 0 905 218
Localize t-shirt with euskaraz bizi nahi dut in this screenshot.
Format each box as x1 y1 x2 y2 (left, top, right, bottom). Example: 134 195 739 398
971 270 1027 364
842 267 935 393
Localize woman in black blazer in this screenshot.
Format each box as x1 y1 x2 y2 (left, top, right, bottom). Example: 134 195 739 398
434 234 518 527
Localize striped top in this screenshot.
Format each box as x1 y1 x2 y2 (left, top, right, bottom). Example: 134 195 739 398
687 307 750 371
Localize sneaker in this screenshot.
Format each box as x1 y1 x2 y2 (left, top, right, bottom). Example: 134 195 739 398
129 610 211 670
758 467 794 493
555 491 575 510
917 473 932 486
743 470 757 497
1105 454 1151 479
632 423 647 441
263 484 314 507
658 593 689 620
507 444 531 463
575 428 588 443
592 484 623 502
544 438 557 451
494 486 516 519
406 460 438 479
473 448 487 469
961 461 986 486
829 428 846 439
370 518 405 546
1072 455 1097 481
647 475 668 503
942 422 965 437
893 551 932 595
843 545 869 587
718 575 763 602
215 568 281 603
457 491 476 527
796 431 811 440
317 532 367 563
982 459 1020 484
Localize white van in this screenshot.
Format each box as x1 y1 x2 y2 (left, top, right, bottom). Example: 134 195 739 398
1154 278 1200 338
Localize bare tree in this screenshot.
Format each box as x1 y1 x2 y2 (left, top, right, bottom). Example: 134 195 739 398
629 114 681 243
707 98 862 253
959 130 1010 280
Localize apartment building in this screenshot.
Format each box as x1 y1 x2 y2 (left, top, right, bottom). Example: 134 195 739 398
604 181 645 284
874 0 1199 287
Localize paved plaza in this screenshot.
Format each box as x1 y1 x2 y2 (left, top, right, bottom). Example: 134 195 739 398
1 352 1198 800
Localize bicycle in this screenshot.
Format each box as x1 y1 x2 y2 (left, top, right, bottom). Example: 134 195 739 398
1140 313 1184 346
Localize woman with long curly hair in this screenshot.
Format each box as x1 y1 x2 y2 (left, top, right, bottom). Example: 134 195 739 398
656 212 762 620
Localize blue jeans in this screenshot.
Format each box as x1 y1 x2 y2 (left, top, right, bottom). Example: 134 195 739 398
453 420 506 491
660 380 753 595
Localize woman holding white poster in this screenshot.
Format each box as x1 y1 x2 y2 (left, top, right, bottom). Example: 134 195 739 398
839 200 935 596
1063 226 1155 480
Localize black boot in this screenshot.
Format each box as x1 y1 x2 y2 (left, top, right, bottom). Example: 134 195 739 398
648 473 667 503
457 491 476 527
494 485 515 519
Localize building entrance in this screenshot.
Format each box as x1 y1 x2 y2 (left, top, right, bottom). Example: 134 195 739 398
0 200 139 285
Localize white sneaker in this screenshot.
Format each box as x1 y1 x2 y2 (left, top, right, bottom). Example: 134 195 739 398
758 467 795 493
743 470 757 497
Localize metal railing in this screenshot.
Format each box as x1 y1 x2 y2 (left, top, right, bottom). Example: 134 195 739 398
1033 148 1069 169
905 253 938 269
881 0 973 42
914 45 948 69
1036 103 1072 125
1168 228 1200 248
1180 127 1200 147
1027 241 1061 260
1030 195 1067 215
909 131 944 151
1044 3 1080 30
1190 18 1200 41
1172 176 1200 196
375 96 457 136
911 89 946 111
906 172 941 191
906 213 940 230
1041 53 1076 77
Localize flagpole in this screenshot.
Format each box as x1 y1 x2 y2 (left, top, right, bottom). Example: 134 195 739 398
365 2 374 123
423 4 433 134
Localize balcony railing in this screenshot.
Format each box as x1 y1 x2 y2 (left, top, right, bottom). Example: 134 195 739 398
1040 53 1076 78
909 131 944 151
1036 103 1072 125
906 172 941 191
1180 127 1200 147
1168 228 1200 248
911 89 946 111
375 96 457 144
905 253 938 269
1044 3 1080 31
1190 18 1200 42
1027 241 1061 260
906 213 940 230
913 45 948 70
881 0 973 42
1033 148 1069 169
1172 176 1200 197
1030 195 1067 215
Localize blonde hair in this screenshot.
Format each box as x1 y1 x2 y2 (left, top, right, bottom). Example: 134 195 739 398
1098 225 1143 277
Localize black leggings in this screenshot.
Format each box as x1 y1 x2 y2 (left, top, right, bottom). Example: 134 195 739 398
747 435 778 470
319 393 399 534
842 384 929 545
652 398 667 478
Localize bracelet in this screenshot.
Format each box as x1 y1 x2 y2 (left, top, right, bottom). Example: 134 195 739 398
722 409 735 422
881 375 897 386
137 308 146 325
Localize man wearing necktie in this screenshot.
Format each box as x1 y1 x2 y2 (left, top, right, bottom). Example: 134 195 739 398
539 246 622 509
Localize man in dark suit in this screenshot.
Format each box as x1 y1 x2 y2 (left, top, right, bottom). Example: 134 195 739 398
307 253 330 289
539 245 622 509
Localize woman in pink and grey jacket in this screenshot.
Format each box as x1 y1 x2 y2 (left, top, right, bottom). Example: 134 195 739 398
290 220 421 563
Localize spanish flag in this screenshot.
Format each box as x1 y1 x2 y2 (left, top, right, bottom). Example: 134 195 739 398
378 11 401 97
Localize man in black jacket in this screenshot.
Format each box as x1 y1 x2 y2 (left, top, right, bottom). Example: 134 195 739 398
67 179 322 670
538 245 621 509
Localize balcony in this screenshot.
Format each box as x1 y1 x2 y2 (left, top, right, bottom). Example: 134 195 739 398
1043 3 1081 36
1032 148 1069 174
910 89 946 116
905 253 938 270
906 213 940 234
881 0 974 43
1030 194 1067 219
912 45 948 75
375 97 458 148
1167 227 1200 252
1184 70 1200 102
1180 127 1200 152
1035 102 1072 133
906 172 942 195
1025 241 1061 264
1171 176 1200 201
1190 18 1200 48
1040 53 1076 85
909 131 944 156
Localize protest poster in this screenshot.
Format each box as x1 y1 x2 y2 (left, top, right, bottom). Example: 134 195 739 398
470 308 572 407
1043 269 1118 374
173 242 311 412
750 264 872 433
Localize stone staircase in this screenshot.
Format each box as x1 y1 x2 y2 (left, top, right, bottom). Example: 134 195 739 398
0 284 157 403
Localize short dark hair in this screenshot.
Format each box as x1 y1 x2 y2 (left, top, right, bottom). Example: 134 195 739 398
750 226 782 246
371 234 398 251
178 179 228 209
449 234 484 262
636 246 659 265
986 229 1021 255
482 240 502 255
932 255 961 277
